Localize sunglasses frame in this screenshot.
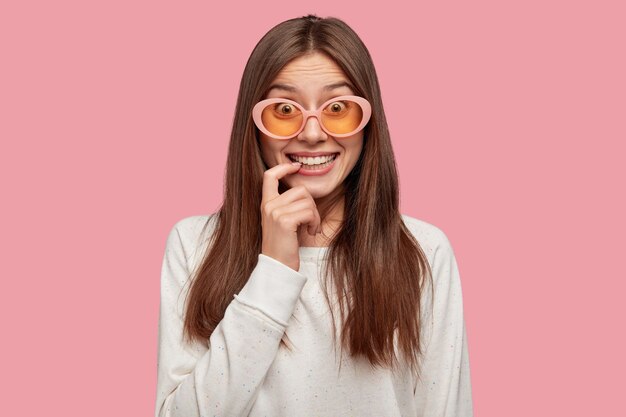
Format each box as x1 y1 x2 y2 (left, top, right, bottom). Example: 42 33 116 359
252 95 372 140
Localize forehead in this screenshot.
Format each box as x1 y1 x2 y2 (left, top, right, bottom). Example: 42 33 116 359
266 52 355 97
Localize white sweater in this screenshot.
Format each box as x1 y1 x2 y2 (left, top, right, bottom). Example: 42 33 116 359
155 213 473 417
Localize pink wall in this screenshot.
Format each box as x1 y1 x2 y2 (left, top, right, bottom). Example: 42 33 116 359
2 1 624 416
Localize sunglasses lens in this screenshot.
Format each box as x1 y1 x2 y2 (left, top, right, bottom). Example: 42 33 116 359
260 98 365 137
261 102 303 137
321 99 364 135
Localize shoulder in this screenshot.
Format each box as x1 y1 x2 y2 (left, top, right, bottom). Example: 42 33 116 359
170 213 217 241
166 213 219 272
400 213 455 266
401 214 464 321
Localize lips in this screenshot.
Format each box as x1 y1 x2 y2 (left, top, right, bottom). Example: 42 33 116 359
286 151 339 158
287 153 339 164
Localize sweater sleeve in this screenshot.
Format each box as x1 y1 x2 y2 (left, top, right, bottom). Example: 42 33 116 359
154 219 307 417
413 229 474 416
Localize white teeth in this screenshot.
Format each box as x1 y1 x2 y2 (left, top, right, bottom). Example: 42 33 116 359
288 154 337 165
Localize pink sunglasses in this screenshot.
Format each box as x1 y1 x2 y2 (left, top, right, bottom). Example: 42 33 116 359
252 95 372 140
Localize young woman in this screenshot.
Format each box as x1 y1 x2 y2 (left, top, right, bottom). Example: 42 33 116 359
155 14 473 417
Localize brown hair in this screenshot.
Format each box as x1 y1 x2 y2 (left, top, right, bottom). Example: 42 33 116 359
182 14 433 380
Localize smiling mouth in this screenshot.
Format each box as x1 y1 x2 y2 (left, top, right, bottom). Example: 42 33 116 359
287 153 339 167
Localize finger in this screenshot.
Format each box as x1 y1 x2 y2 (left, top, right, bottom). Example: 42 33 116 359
274 199 321 236
275 186 321 234
274 184 317 206
262 162 302 204
280 209 318 235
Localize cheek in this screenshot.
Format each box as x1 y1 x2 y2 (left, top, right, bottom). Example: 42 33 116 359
258 135 288 166
258 136 274 161
345 136 364 165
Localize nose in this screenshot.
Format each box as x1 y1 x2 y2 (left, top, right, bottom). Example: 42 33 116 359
296 115 328 144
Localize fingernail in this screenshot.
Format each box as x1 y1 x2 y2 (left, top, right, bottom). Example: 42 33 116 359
291 161 301 165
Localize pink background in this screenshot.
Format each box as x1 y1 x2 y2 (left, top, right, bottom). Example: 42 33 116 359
2 1 624 415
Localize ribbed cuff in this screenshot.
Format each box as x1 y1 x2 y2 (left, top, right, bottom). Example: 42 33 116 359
234 254 307 326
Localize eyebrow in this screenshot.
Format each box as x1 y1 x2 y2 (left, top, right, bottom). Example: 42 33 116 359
267 81 355 94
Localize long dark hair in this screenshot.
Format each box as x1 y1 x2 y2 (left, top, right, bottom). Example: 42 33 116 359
182 14 433 380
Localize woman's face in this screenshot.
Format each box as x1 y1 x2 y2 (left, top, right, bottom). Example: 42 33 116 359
257 51 364 200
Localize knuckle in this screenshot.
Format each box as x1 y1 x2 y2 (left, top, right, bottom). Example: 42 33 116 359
277 215 290 227
262 171 275 183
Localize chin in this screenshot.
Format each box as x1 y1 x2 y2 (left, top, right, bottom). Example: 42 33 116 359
307 189 330 200
296 181 337 200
